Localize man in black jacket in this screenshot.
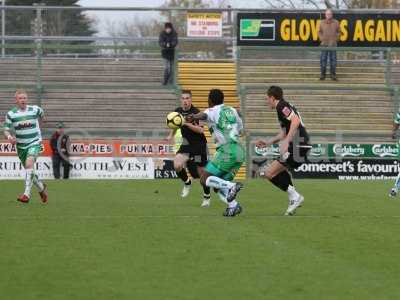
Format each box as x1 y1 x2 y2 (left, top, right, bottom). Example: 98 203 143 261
50 122 71 179
159 22 178 85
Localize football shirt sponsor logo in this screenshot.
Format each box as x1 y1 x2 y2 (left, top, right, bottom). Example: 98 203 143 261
15 122 34 130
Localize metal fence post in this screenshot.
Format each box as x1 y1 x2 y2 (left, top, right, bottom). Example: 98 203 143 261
34 4 43 105
394 87 400 116
1 0 5 58
385 48 392 87
173 48 178 89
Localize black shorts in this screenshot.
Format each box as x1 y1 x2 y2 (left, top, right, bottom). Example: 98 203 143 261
177 144 208 178
279 143 311 170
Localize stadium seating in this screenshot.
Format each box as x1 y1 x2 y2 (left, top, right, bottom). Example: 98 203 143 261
239 53 395 143
0 58 178 137
391 61 400 86
178 61 239 110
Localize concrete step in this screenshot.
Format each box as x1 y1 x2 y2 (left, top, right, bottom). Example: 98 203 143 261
44 97 176 103
43 102 176 109
247 111 391 119
43 110 172 119
246 100 394 108
178 74 236 79
247 116 391 124
246 89 390 96
0 69 164 78
240 66 385 73
240 72 385 79
249 128 391 136
40 76 163 82
43 97 176 102
246 93 392 99
240 59 385 67
43 117 166 124
43 88 175 94
246 123 391 130
0 58 164 64
246 106 393 113
240 78 385 84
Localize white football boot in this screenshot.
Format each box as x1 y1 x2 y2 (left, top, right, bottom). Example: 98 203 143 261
285 193 304 216
201 196 211 207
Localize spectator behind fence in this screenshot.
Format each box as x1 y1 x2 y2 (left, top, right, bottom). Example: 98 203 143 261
50 122 71 179
159 22 178 85
318 9 340 81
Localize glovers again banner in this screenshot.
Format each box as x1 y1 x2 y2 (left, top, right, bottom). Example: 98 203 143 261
238 12 400 47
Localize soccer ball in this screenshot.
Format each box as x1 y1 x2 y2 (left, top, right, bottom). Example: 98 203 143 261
166 112 184 129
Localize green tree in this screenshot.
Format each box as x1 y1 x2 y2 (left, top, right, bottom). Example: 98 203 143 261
5 0 96 54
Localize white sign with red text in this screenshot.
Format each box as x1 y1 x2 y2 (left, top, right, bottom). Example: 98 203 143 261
187 12 223 37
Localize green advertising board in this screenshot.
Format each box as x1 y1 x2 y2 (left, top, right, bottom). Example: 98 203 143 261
253 143 399 159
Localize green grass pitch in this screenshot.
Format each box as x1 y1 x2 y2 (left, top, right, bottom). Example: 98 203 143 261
1 179 400 300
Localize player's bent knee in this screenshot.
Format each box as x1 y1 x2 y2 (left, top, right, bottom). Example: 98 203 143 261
173 161 183 172
173 158 184 171
174 154 188 171
25 157 35 169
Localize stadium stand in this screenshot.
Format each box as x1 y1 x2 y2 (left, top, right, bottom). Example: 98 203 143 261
178 61 239 110
391 61 400 86
239 50 396 143
0 58 178 137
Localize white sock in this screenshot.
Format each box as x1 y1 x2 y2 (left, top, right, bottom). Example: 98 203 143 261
217 189 229 204
206 176 234 190
395 172 400 190
33 174 44 192
288 185 298 196
229 200 238 208
24 169 34 197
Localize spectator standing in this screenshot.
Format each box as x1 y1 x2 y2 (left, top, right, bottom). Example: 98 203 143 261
50 122 70 179
318 9 340 81
159 22 178 85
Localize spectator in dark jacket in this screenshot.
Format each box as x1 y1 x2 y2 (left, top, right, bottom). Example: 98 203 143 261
50 122 71 179
159 22 178 85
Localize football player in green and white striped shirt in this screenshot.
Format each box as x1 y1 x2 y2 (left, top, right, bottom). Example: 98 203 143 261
390 111 400 197
3 90 48 203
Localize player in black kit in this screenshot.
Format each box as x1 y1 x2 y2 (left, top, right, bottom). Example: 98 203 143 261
256 86 312 216
167 90 211 207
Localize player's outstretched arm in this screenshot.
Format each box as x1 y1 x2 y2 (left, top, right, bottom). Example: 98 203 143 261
186 112 208 124
183 122 204 134
256 129 285 148
284 114 301 144
280 114 301 154
4 129 16 145
3 114 16 145
190 112 208 121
